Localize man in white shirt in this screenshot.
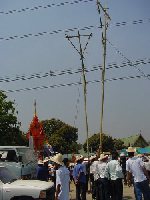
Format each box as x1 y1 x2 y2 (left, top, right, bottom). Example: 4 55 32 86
126 147 150 200
89 155 98 200
105 151 124 200
96 154 110 200
50 153 70 200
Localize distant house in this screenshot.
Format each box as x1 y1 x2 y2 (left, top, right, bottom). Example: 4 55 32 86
121 134 149 148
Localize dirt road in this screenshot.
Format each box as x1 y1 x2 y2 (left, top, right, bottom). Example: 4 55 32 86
69 181 135 200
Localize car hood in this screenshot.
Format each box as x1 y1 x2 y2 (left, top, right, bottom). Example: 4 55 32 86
9 180 54 189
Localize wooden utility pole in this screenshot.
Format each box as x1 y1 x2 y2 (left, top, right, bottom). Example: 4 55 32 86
96 0 111 154
66 31 92 159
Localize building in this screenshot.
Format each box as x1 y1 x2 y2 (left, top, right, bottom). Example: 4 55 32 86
121 134 149 148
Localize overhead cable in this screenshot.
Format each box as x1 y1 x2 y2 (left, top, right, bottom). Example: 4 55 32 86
3 73 150 93
0 58 150 83
107 38 150 80
0 19 150 43
0 0 94 15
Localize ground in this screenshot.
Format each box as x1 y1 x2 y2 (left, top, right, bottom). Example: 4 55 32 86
69 181 135 200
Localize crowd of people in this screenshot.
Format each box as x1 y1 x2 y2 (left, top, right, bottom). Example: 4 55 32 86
36 147 150 200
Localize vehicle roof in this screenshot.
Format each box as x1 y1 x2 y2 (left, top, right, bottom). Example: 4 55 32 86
0 146 29 149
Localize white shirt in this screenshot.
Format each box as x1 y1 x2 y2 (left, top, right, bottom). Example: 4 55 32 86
96 161 108 178
126 157 147 183
90 160 99 180
105 160 124 180
56 166 70 200
144 160 150 171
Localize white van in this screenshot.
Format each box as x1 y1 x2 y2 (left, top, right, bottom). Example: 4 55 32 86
0 146 38 179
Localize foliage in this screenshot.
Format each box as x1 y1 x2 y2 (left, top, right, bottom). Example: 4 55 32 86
41 118 78 154
83 133 125 153
0 91 27 145
113 138 125 150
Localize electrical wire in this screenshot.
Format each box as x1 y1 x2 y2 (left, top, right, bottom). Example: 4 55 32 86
0 19 149 43
0 58 149 83
3 73 150 93
107 38 150 80
0 0 95 15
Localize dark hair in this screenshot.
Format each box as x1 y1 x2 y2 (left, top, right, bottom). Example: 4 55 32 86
111 151 119 160
128 152 134 157
63 158 69 165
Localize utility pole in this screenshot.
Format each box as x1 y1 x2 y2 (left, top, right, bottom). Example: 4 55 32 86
96 0 111 154
66 31 92 159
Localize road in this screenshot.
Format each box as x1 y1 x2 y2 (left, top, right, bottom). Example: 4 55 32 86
69 181 135 200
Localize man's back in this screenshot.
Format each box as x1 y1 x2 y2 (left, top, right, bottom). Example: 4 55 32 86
56 166 70 200
126 157 147 182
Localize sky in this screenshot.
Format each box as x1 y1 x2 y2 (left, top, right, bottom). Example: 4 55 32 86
0 0 150 144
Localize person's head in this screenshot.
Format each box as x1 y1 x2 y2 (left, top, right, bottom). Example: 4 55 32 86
111 151 119 160
43 157 49 167
63 158 69 167
38 160 44 166
50 153 64 169
76 155 83 164
127 147 135 158
99 154 108 162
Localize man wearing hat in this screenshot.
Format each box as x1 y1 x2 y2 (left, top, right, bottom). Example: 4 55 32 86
95 154 110 200
73 155 86 200
105 150 124 200
50 153 70 200
126 147 150 200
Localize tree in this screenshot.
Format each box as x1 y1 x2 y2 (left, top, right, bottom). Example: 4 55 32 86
83 133 125 153
0 91 27 145
41 118 78 154
113 138 125 150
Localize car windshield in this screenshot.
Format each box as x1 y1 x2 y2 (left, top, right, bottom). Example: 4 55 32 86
16 148 38 163
0 167 18 184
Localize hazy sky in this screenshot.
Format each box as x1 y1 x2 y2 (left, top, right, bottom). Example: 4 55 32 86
0 0 150 143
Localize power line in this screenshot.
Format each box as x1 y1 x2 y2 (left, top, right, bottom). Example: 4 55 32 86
0 0 94 15
3 73 150 93
0 57 150 83
107 38 150 80
0 18 149 43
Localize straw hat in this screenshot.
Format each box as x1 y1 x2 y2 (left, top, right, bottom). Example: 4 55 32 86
76 155 84 162
38 160 43 165
99 153 108 161
50 153 64 166
127 147 135 153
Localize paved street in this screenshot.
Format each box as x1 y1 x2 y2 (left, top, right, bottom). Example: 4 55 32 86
69 181 135 200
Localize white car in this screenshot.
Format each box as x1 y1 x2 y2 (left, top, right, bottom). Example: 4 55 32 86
0 146 38 179
0 166 55 200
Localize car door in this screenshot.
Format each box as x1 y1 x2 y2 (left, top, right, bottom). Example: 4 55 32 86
4 162 22 178
0 180 3 200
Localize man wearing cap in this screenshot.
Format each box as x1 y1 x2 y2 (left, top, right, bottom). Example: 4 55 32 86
126 147 150 200
105 150 124 200
96 154 110 200
50 153 70 200
73 155 86 200
120 152 127 185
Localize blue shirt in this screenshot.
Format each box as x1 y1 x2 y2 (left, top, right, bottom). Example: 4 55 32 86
36 165 49 181
73 163 86 183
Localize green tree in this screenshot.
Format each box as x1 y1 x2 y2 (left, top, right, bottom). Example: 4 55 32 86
41 118 78 154
83 133 125 153
0 91 27 145
113 138 125 150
